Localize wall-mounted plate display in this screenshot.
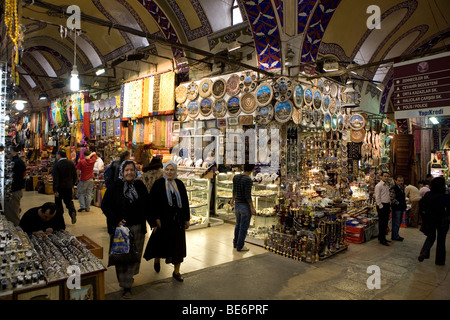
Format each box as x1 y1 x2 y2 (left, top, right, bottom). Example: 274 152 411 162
337 114 344 132
187 100 199 118
317 79 324 93
213 98 227 118
330 83 338 98
323 113 331 132
226 74 240 96
255 83 273 106
187 82 198 100
322 95 330 112
176 104 188 122
304 87 313 106
293 83 304 108
292 107 302 124
274 76 293 102
240 92 257 114
351 128 365 143
227 96 241 116
323 80 331 95
331 114 338 131
274 100 293 123
199 79 213 98
239 71 257 93
200 98 213 117
329 97 337 114
255 104 274 125
99 100 105 110
313 90 322 110
349 113 366 130
212 78 226 99
94 101 100 111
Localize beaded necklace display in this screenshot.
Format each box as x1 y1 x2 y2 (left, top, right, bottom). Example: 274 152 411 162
4 0 23 82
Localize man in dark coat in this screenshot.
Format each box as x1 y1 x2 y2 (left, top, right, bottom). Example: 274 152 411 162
4 145 26 226
19 202 63 236
390 175 406 241
52 150 78 225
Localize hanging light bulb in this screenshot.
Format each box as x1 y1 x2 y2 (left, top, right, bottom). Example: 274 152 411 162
70 65 80 92
13 97 27 111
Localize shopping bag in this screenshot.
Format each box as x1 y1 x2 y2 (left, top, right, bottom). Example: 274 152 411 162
107 226 140 266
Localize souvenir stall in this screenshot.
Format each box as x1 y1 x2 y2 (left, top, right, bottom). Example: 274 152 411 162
172 71 394 261
0 214 106 300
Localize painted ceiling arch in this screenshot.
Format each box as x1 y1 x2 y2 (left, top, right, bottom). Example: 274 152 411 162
0 0 448 111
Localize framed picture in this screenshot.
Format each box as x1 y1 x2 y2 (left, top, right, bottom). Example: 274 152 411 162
89 122 96 140
173 121 181 132
239 115 253 126
95 119 101 135
205 119 217 129
227 117 239 126
101 120 107 139
14 284 62 300
107 119 114 137
217 118 227 128
114 118 121 137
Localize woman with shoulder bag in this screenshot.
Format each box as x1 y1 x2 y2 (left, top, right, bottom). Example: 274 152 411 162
101 160 149 299
143 161 190 282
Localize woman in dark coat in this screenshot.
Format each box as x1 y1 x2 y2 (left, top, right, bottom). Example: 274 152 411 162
144 161 190 281
101 160 149 298
418 177 450 265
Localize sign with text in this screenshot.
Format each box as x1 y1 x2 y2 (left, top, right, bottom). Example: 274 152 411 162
393 52 450 112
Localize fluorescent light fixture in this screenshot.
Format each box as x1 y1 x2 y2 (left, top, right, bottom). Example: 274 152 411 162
70 65 80 92
95 68 106 76
376 84 384 92
13 98 27 111
228 40 241 52
39 93 48 100
323 61 339 72
429 117 439 125
177 57 188 66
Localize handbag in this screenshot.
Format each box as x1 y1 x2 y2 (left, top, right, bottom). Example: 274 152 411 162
107 226 140 267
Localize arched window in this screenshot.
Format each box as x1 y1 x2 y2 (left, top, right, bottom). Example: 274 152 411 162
232 0 243 25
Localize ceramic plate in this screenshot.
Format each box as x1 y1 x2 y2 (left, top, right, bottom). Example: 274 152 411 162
200 98 213 117
212 78 226 99
330 83 338 98
304 87 313 106
274 100 293 123
110 96 116 108
175 85 188 104
240 92 257 114
213 98 227 118
187 100 199 118
351 129 366 143
226 74 240 96
239 71 257 93
313 90 322 110
337 115 344 132
187 82 199 101
255 104 274 125
292 107 302 124
349 113 366 130
94 101 100 111
331 114 338 131
199 79 213 98
99 100 105 110
323 113 331 132
227 96 241 116
176 104 188 122
274 76 293 102
255 83 273 106
293 83 304 108
322 95 330 112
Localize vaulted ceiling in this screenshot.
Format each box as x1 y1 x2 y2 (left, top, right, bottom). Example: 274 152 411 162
1 0 449 113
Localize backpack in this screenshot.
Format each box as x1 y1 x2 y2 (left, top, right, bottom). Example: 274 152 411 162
104 161 117 189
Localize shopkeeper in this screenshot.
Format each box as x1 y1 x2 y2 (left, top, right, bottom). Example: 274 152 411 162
19 202 64 236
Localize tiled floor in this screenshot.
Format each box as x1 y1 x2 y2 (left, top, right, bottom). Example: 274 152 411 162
19 191 450 300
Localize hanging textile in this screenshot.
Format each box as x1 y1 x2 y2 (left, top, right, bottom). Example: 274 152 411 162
143 77 149 118
159 72 175 112
132 120 137 147
166 115 173 148
144 117 151 145
152 74 160 113
148 76 154 115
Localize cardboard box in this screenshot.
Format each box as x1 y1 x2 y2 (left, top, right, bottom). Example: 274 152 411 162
76 234 103 259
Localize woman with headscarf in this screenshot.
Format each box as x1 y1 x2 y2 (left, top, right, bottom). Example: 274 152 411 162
143 161 190 281
142 156 164 193
101 160 149 299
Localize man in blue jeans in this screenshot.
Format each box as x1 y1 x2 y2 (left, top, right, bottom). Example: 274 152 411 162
390 175 406 241
76 150 97 212
230 164 256 252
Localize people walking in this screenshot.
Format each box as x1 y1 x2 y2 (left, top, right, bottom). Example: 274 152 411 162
4 145 26 226
418 177 450 265
375 171 391 246
230 163 256 252
101 160 149 299
142 156 164 193
390 175 406 241
144 161 190 282
52 150 78 225
76 150 97 212
405 182 421 228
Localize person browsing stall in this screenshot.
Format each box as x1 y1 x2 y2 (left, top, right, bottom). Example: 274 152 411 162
19 202 63 236
76 150 97 212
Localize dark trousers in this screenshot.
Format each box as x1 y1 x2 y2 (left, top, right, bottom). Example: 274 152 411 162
420 221 449 265
377 203 390 242
55 188 76 222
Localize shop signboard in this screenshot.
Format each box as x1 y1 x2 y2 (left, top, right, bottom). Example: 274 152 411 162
393 52 450 118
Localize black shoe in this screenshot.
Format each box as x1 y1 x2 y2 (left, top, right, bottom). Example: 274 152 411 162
172 272 184 282
418 254 427 262
71 213 77 224
154 261 160 273
392 237 404 241
122 288 132 299
380 240 389 246
78 208 85 212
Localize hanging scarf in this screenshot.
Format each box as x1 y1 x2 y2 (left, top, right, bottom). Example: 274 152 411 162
118 160 139 203
164 161 182 208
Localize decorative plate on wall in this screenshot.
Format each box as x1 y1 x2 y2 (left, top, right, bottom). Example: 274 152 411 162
331 114 338 131
176 104 188 122
187 82 198 101
328 97 337 114
212 78 226 99
317 79 324 93
239 115 253 126
274 100 293 123
323 113 331 132
313 90 322 110
330 83 338 98
200 98 213 117
199 79 213 98
239 71 257 93
274 76 293 102
323 80 331 96
337 114 344 132
349 113 366 130
292 107 302 124
187 100 199 118
213 98 227 118
293 83 304 108
227 96 241 116
304 87 313 106
240 92 257 114
322 95 330 112
255 104 274 125
351 129 366 143
226 74 240 96
255 83 273 106
94 100 100 111
99 99 105 110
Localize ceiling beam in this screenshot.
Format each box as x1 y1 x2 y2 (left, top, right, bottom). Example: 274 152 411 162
23 0 275 77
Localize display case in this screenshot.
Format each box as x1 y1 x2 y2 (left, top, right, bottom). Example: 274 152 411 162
178 167 216 230
215 172 235 223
